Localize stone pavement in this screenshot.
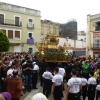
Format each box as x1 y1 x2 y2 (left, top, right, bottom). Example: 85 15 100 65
22 82 89 100
21 82 42 100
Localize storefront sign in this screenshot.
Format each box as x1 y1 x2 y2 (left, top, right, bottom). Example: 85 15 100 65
93 32 100 37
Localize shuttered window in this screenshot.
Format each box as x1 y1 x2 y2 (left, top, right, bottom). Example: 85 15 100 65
0 14 4 24
1 30 6 34
8 30 13 39
15 31 20 38
15 17 19 26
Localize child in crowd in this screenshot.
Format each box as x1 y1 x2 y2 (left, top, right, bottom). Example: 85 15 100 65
87 71 97 100
81 73 87 100
96 79 100 100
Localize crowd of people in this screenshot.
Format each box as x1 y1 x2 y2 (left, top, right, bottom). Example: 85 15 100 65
0 53 100 100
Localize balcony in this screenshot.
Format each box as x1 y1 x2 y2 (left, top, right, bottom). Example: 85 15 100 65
27 22 34 28
91 43 100 50
27 38 34 44
0 19 22 27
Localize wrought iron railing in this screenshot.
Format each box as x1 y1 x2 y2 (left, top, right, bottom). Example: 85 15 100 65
0 19 22 27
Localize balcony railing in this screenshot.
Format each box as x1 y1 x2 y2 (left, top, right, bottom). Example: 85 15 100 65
27 22 34 28
0 19 22 27
91 43 100 49
27 38 34 44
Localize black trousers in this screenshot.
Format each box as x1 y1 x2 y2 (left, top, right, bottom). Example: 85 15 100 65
32 72 38 88
96 91 100 100
40 73 43 86
53 85 63 100
88 85 96 100
43 79 51 97
48 80 52 94
82 85 87 100
68 92 80 100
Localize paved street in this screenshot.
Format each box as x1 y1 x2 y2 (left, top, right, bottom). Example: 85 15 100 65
21 82 89 100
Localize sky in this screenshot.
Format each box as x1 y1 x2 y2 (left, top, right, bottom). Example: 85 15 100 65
1 0 100 31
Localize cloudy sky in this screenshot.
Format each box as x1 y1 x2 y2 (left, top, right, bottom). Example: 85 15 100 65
1 0 100 30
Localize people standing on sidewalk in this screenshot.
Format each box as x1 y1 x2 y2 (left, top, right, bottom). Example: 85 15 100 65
32 62 39 89
23 60 33 92
5 70 25 100
66 69 82 100
52 67 63 100
42 67 53 98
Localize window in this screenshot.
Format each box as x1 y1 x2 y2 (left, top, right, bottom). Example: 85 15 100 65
81 39 83 41
15 16 20 26
28 33 33 39
0 14 4 24
95 22 100 31
15 31 20 39
28 47 33 53
1 30 6 35
94 38 100 48
29 19 33 22
8 30 13 39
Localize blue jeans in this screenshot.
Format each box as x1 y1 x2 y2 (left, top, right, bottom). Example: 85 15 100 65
25 75 32 90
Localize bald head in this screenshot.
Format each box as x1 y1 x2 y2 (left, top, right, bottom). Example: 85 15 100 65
0 94 6 100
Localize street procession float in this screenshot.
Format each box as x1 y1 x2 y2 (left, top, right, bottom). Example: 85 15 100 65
36 32 72 62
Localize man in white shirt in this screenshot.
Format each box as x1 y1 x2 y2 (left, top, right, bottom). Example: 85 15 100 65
66 69 82 100
32 62 39 89
52 67 63 100
7 62 16 77
42 67 53 97
57 62 66 78
57 62 66 90
87 71 97 100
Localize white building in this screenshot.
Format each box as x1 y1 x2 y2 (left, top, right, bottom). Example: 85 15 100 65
77 31 86 41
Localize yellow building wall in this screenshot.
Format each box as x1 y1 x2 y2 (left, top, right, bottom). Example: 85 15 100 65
9 46 14 52
0 9 41 53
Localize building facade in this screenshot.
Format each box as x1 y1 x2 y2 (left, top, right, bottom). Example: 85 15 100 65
87 14 100 57
77 31 86 41
41 20 60 38
59 37 86 56
60 19 77 40
0 2 41 53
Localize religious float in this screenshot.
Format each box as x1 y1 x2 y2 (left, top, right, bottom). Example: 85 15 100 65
36 32 71 62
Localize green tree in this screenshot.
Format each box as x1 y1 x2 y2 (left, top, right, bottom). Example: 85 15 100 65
0 30 10 52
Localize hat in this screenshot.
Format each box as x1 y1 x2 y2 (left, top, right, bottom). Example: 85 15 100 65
1 92 11 100
33 62 36 64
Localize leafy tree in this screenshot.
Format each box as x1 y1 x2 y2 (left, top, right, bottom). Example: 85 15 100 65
0 30 10 52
